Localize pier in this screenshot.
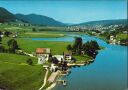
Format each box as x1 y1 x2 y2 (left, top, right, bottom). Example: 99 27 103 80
57 80 67 86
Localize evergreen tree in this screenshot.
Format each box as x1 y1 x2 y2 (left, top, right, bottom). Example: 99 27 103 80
83 41 99 59
67 44 72 51
0 45 4 53
72 37 83 54
0 36 1 42
7 39 18 53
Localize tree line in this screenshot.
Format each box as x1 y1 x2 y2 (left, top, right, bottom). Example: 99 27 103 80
67 37 100 59
0 36 19 53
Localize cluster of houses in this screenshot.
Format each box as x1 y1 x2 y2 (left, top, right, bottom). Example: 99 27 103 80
66 24 126 32
1 21 32 27
0 31 18 38
109 36 117 44
109 35 122 45
36 48 72 72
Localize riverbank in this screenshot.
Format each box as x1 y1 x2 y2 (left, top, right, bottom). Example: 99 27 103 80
53 44 127 90
89 32 128 46
44 58 95 90
73 31 128 46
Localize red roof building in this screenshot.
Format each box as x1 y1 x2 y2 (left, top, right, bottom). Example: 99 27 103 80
36 48 51 54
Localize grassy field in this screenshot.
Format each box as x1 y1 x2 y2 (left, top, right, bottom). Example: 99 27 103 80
116 33 128 40
0 53 45 90
73 55 92 62
17 38 71 54
2 36 92 60
0 53 37 64
16 38 92 62
0 24 65 32
19 32 65 38
0 24 32 32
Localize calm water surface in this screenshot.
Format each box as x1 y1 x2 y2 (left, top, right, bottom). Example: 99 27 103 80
32 34 127 90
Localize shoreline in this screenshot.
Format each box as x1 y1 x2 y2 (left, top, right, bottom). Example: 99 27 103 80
45 59 95 90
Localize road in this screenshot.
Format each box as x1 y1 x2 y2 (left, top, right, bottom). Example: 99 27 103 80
38 68 49 90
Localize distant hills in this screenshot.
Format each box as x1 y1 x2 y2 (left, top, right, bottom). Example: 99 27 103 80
0 7 66 26
15 14 66 26
73 19 127 27
0 7 127 27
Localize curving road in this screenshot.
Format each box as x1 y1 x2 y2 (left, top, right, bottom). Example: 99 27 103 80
38 68 49 90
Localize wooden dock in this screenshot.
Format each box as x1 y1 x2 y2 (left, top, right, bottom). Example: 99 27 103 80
48 71 59 83
67 63 85 66
57 80 67 86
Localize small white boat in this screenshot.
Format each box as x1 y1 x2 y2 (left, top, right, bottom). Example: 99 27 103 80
63 80 67 86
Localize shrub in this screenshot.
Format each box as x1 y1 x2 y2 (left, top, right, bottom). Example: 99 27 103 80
26 59 33 65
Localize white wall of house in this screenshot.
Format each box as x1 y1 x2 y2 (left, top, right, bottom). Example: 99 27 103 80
50 64 58 72
65 55 72 61
38 57 45 64
53 55 64 61
38 54 49 64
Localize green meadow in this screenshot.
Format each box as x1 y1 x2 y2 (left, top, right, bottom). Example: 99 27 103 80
116 33 128 40
0 53 45 90
19 32 65 38
16 38 70 54
73 55 92 62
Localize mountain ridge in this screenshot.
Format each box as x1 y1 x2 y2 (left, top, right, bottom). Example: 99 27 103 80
15 13 66 26
0 7 16 22
0 7 66 26
0 7 126 27
72 19 127 27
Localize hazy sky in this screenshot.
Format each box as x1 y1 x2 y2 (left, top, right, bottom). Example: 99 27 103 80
0 0 127 24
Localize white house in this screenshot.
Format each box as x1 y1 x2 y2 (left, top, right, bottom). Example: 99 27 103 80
109 36 116 44
50 64 58 72
38 56 47 64
64 52 72 61
36 48 51 64
110 36 114 41
0 34 4 38
53 55 64 62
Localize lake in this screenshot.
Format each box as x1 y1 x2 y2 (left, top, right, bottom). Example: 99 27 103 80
32 34 127 90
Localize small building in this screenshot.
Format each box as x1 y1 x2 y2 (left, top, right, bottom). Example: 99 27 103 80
110 36 114 41
123 31 128 34
53 55 64 62
64 52 72 61
12 34 18 38
50 64 58 72
43 65 49 68
0 34 4 38
36 48 51 64
109 36 116 44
